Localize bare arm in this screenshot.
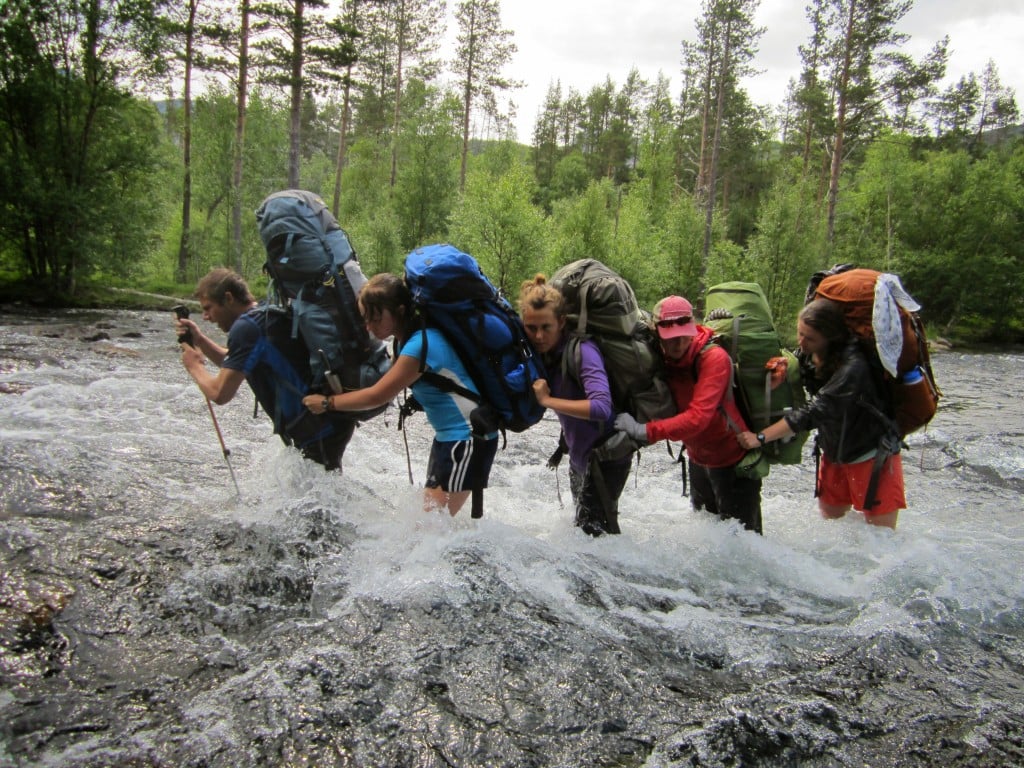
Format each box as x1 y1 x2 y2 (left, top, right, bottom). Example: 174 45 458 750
737 418 796 450
181 344 246 404
304 354 420 414
532 378 593 420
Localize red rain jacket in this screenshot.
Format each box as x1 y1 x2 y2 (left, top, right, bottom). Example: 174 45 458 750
645 324 749 468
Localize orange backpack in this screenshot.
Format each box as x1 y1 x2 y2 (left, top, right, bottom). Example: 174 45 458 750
807 266 941 438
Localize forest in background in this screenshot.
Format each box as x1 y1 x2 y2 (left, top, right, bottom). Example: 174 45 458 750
0 0 1021 342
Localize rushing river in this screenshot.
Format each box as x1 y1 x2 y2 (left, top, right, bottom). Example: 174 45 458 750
0 307 1022 768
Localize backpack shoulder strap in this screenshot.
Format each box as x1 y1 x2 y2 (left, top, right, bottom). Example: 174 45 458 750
560 334 584 386
692 339 743 433
417 370 482 404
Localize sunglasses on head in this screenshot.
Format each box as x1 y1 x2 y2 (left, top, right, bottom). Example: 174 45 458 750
656 316 693 329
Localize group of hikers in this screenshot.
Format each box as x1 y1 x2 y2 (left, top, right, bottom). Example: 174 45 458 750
174 190 937 535
176 255 910 536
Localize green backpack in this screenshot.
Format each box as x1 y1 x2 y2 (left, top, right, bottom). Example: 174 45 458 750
703 281 808 465
550 259 676 424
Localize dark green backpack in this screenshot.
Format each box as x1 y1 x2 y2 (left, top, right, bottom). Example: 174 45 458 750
704 281 807 465
550 259 676 424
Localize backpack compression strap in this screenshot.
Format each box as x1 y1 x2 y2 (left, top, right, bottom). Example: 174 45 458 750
412 326 483 405
857 398 903 510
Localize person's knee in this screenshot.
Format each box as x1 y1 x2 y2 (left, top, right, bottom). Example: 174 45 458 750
819 502 849 519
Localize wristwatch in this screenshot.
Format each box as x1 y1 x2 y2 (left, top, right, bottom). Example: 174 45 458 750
756 432 766 445
322 396 331 412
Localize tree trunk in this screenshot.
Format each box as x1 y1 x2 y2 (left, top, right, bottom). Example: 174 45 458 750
826 0 857 246
390 32 405 189
701 14 733 303
332 63 354 219
176 1 197 284
458 3 476 192
231 0 250 275
288 0 305 189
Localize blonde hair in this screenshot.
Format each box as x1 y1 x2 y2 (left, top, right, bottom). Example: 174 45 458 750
517 273 565 317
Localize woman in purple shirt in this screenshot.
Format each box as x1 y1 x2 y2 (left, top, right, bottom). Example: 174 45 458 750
518 275 633 536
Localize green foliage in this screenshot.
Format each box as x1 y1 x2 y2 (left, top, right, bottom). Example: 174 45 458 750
829 135 1024 339
184 88 290 282
0 74 172 291
346 207 404 277
549 151 590 204
449 156 547 296
548 180 616 273
392 81 461 250
338 137 393 223
746 162 827 329
658 192 706 301
0 0 174 293
896 144 1024 338
608 187 668 309
0 0 1021 345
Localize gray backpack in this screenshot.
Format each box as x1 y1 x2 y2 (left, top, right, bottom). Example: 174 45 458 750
550 259 676 428
255 190 389 407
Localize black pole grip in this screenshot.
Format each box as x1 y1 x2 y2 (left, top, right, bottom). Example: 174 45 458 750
172 304 194 347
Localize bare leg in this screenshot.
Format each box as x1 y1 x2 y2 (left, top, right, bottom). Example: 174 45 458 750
819 502 850 520
865 511 898 529
423 488 471 517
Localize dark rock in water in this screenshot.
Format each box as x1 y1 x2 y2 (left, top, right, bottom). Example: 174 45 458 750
81 332 110 342
121 331 143 339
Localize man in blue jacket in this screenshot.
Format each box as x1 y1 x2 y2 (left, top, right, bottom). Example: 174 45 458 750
176 268 355 470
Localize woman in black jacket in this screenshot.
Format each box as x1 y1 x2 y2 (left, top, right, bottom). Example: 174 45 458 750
738 299 906 529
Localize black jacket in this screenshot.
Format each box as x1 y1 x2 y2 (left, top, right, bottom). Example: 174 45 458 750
784 340 896 463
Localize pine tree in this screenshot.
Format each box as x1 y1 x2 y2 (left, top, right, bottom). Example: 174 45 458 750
799 0 912 245
687 0 763 294
251 0 346 188
451 0 518 191
360 0 444 188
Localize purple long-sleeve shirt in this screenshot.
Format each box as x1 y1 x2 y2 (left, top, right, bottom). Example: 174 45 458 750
547 337 616 474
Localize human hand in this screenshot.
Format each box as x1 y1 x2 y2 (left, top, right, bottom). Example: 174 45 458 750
737 431 760 450
532 378 550 406
180 343 205 370
614 412 648 445
303 394 331 414
172 307 199 347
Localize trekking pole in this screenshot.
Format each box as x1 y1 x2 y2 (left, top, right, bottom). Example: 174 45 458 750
396 392 415 485
204 396 242 499
401 424 414 485
174 305 242 499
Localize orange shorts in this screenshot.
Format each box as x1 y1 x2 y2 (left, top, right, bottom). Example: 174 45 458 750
818 453 906 516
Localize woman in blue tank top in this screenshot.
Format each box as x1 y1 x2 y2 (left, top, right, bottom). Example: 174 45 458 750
302 273 498 516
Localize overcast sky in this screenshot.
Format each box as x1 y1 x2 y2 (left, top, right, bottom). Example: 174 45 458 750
451 0 1024 140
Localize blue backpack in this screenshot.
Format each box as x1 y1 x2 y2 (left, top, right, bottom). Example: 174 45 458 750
403 244 546 435
239 306 356 470
255 190 390 414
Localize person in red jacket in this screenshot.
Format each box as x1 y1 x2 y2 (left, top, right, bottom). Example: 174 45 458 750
615 296 763 534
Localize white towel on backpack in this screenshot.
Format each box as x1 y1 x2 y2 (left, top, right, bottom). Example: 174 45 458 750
873 273 922 377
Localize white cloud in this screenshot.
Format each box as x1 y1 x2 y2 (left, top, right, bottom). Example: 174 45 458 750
453 0 1024 140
